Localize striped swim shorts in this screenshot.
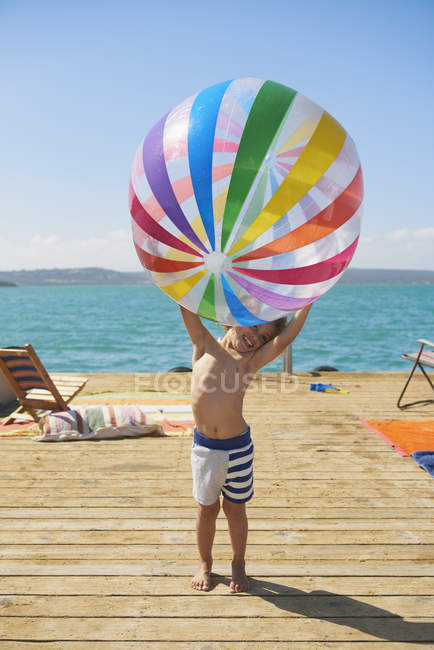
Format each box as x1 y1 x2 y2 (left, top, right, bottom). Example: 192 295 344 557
191 427 254 505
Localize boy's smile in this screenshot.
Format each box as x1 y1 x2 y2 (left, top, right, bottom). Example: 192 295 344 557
226 324 277 353
241 333 255 350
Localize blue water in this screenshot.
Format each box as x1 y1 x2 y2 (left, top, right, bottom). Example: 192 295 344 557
0 284 432 373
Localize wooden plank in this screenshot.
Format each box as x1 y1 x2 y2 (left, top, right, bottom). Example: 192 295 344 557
1 594 433 618
0 431 399 440
0 427 388 438
0 466 425 477
1 507 433 519
0 440 414 452
0 460 419 474
1 574 433 596
0 616 433 642
2 518 434 531
1 543 434 560
1 492 427 507
0 441 414 454
26 387 78 398
5 475 430 487
1 560 433 576
0 446 418 457
4 455 412 464
0 426 400 436
4 492 430 505
1 474 429 487
2 529 434 544
8 497 431 509
2 498 433 509
0 483 429 496
0 471 429 481
1 482 432 496
0 643 426 650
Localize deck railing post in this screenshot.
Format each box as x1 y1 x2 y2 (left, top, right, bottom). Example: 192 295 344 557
282 345 293 374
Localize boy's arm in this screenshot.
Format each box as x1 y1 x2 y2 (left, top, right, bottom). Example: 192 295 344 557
248 304 312 373
179 305 212 358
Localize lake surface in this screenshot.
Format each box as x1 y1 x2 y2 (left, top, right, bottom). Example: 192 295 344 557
0 284 432 373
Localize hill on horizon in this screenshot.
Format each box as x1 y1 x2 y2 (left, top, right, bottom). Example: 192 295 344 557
0 266 433 286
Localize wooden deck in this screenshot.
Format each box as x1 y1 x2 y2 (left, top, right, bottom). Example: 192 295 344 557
0 371 433 648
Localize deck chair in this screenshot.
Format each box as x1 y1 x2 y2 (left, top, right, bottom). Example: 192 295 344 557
397 338 434 409
0 344 87 424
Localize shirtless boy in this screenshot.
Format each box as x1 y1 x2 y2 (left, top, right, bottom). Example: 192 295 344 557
179 303 312 593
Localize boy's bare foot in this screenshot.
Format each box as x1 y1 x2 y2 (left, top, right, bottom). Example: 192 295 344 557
230 562 249 593
192 563 212 591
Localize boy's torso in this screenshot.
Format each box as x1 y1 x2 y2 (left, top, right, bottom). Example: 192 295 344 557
191 342 254 439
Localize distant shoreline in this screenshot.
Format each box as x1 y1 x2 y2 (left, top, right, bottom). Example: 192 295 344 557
0 267 433 286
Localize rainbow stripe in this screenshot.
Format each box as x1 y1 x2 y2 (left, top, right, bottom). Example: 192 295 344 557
130 78 363 325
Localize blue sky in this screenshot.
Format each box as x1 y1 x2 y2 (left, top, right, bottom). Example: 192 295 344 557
1 0 433 271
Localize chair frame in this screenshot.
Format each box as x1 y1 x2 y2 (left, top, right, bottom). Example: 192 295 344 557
0 344 87 424
397 338 434 409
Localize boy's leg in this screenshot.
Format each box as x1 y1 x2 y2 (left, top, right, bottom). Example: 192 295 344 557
192 498 220 591
222 497 249 593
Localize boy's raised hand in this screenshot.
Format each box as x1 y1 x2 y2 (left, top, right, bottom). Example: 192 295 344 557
179 305 212 356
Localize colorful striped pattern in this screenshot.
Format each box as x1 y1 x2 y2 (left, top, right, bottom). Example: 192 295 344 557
222 440 255 504
0 352 48 392
39 405 152 437
130 78 363 325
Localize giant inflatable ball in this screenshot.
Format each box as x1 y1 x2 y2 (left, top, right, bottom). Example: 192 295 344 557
129 78 363 325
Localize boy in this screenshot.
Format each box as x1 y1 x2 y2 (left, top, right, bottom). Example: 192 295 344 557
179 303 312 593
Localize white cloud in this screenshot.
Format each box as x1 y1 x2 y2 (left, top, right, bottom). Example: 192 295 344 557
351 227 434 270
0 230 143 272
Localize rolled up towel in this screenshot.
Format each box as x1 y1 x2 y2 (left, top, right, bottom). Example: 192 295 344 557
411 451 434 477
34 405 164 441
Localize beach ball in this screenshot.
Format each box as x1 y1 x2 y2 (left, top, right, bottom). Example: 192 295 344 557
129 78 363 325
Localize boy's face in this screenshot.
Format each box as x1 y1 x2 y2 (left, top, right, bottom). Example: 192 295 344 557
226 323 277 353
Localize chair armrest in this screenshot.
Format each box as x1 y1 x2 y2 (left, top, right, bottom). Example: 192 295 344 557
417 339 434 348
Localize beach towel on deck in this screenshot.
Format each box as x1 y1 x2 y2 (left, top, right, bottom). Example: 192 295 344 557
411 451 434 477
361 420 434 456
34 405 164 441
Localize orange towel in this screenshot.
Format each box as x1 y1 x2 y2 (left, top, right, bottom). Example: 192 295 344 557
362 420 434 456
0 422 36 437
159 419 194 437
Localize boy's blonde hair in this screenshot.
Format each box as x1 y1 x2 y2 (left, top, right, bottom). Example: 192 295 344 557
223 317 288 340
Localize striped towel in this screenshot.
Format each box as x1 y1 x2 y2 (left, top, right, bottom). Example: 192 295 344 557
34 405 164 441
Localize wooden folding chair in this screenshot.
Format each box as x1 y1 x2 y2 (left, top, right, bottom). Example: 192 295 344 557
397 338 434 409
0 344 88 424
